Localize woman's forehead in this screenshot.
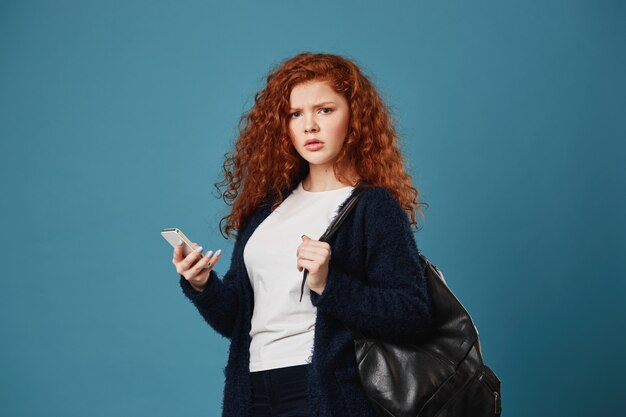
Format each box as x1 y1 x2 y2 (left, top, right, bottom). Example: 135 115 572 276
289 80 344 106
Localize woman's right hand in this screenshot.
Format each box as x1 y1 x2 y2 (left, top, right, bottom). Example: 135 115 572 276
173 241 222 292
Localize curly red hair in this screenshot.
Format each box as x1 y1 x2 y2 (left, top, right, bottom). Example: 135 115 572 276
215 52 428 239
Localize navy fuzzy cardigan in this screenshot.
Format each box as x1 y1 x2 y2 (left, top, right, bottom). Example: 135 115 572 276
179 182 433 417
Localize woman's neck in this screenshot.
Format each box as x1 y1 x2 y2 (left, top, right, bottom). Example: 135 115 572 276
302 164 359 192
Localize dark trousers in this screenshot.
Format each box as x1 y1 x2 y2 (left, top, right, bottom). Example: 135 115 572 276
250 364 311 417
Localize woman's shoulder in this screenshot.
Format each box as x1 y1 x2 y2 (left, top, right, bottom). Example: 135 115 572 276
357 184 410 227
359 184 402 210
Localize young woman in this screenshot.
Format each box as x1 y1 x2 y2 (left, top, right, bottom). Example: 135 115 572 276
172 52 433 417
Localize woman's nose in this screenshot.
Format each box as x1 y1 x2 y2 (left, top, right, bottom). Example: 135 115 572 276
304 119 319 133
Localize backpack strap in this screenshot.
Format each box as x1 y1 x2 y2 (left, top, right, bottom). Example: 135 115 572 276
299 185 368 302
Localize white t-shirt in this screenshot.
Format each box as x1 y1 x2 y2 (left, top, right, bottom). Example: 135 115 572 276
244 180 355 372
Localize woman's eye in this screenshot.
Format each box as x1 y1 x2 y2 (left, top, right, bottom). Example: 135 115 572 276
289 109 331 118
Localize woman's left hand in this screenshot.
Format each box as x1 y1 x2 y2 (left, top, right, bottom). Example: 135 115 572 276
296 235 330 295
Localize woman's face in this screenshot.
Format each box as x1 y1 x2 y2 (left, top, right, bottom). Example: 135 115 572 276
287 80 350 170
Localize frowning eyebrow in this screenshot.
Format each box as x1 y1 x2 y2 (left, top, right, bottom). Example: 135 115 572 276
289 101 336 111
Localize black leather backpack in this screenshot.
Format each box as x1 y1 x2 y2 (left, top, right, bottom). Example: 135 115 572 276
302 185 503 417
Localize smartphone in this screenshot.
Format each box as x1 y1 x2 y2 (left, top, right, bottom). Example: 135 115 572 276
161 227 211 269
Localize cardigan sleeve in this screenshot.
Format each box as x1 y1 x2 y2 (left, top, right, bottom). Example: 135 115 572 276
178 227 249 339
309 187 433 344
177 204 267 339
179 265 239 339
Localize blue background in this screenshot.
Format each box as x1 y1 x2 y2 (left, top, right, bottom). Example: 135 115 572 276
1 0 624 416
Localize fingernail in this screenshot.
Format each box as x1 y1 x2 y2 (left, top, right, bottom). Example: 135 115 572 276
215 249 222 256
195 246 203 253
205 250 214 258
177 239 182 246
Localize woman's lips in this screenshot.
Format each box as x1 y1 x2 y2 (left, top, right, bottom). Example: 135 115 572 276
304 142 324 151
